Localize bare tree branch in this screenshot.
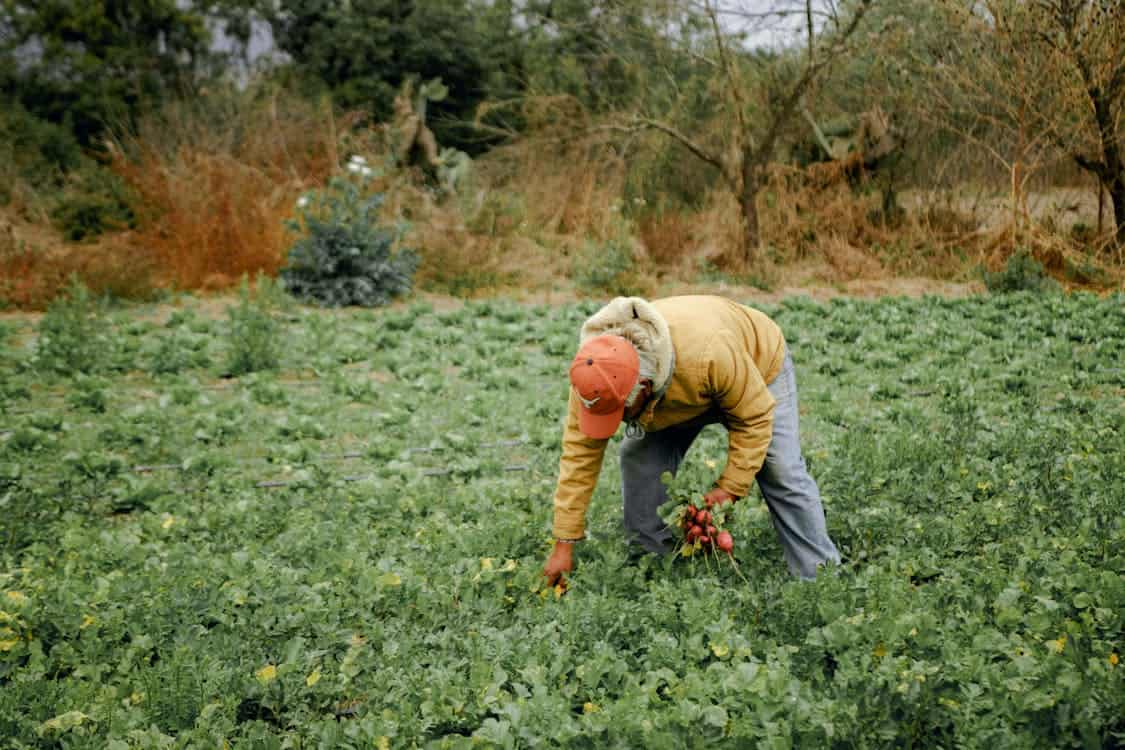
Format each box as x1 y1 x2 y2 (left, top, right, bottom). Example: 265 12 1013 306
755 0 874 165
622 116 727 174
704 0 747 139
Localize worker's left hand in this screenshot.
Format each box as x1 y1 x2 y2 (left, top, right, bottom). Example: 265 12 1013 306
703 487 737 507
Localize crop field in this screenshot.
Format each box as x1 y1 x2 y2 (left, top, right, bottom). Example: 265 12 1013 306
1 291 1123 748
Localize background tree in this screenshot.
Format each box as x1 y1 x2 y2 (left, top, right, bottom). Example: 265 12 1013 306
0 0 215 148
265 0 525 153
617 0 877 266
1032 0 1125 247
932 0 1125 247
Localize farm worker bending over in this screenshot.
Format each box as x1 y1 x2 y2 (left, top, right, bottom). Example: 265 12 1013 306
543 295 840 586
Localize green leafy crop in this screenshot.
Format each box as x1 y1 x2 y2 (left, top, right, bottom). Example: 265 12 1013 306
0 291 1122 747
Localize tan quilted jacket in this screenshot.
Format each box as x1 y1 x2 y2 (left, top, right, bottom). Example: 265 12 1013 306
552 295 786 540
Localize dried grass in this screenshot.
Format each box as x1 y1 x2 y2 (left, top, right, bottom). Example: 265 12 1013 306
383 131 633 296
109 89 347 291
478 136 629 242
975 223 1124 289
754 166 978 280
8 84 1121 308
637 210 699 267
0 226 157 310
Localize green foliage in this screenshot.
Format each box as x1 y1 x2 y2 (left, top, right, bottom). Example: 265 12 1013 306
521 0 707 116
51 163 137 241
0 103 83 201
2 263 1124 746
694 257 777 292
224 276 282 376
33 277 111 375
280 169 418 308
146 318 214 376
571 233 645 296
266 0 524 153
0 0 214 147
982 250 1060 294
0 104 135 238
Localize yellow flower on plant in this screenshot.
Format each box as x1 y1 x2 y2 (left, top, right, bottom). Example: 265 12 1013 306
1110 653 1119 666
80 615 96 629
5 591 27 606
1047 635 1067 654
162 515 175 529
255 664 278 684
376 572 402 587
306 669 321 687
583 702 600 714
480 558 495 571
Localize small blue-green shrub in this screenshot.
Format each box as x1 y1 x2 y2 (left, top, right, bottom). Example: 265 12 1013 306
280 171 418 307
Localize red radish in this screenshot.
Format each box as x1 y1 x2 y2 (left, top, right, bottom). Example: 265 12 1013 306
717 531 734 553
706 525 716 537
687 525 703 540
699 535 711 545
687 505 698 516
695 510 708 525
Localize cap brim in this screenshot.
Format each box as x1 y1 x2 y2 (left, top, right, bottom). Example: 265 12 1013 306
577 405 625 440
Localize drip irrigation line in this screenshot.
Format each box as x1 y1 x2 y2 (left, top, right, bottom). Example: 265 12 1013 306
130 439 530 474
15 378 335 402
255 464 530 488
404 439 527 456
1 438 533 486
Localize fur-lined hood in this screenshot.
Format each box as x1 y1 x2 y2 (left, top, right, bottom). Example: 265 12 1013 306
579 297 674 391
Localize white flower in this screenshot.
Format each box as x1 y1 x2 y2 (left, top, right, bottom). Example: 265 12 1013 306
348 154 367 166
296 196 309 209
360 166 374 178
347 162 362 174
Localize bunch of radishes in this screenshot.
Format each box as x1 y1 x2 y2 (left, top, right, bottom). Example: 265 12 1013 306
674 502 734 556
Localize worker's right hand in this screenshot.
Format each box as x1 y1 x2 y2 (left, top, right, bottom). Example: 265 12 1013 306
703 487 738 508
543 541 575 589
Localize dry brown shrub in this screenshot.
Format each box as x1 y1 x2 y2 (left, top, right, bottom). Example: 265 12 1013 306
637 210 698 267
975 222 1124 289
477 134 628 243
109 89 348 291
378 124 632 296
821 236 885 278
0 223 157 310
751 166 978 280
682 191 744 268
917 204 980 238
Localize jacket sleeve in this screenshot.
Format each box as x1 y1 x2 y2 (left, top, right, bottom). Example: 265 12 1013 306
551 388 610 539
705 331 775 498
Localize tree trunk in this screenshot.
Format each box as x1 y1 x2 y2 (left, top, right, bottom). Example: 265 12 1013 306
1110 173 1125 247
1097 177 1105 237
1089 90 1125 246
739 184 761 265
739 160 762 265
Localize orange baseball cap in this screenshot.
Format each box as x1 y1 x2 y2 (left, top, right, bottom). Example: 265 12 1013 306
569 335 640 439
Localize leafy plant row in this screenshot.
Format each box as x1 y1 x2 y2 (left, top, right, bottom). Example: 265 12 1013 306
0 291 1122 748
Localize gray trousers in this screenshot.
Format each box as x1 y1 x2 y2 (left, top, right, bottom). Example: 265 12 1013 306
619 351 841 579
